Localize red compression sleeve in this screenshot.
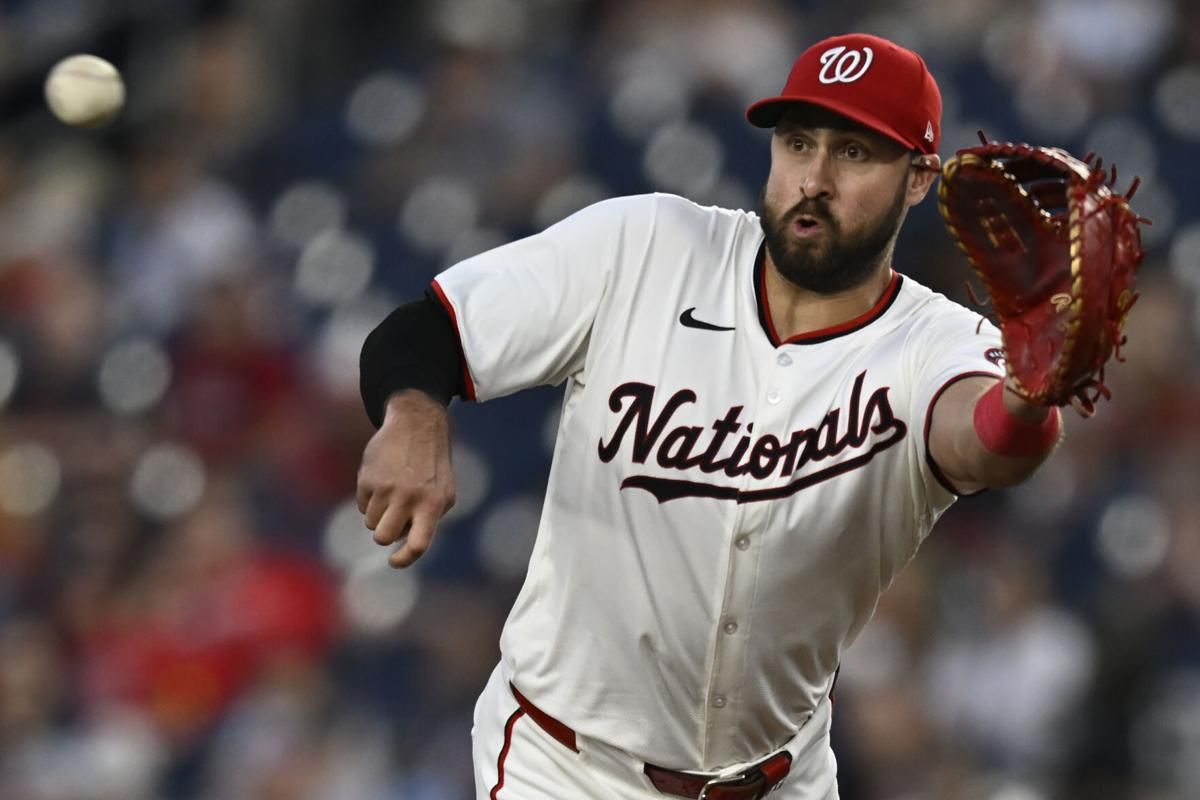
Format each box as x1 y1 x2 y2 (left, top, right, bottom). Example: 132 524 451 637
972 381 1061 457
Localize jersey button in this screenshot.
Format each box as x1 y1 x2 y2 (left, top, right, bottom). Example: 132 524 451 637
777 353 792 366
767 390 781 404
735 535 751 551
723 620 738 635
712 695 726 708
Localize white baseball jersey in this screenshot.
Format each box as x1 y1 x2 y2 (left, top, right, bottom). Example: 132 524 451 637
433 193 1003 773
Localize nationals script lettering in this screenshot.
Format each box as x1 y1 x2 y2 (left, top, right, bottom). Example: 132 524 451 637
597 371 907 503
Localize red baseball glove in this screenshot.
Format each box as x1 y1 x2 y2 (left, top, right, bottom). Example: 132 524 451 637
938 134 1150 416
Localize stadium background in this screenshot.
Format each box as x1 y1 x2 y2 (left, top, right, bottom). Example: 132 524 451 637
0 1 1197 798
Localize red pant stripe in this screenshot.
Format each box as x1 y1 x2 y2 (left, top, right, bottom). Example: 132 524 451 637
489 708 526 799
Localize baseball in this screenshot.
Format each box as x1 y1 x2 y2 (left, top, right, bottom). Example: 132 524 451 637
44 55 125 128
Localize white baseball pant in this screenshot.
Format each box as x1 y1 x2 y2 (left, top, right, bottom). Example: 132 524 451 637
471 662 839 799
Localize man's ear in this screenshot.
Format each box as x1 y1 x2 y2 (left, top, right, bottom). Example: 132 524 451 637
907 153 942 205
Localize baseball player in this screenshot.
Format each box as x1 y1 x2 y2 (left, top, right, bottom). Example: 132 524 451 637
357 33 1065 800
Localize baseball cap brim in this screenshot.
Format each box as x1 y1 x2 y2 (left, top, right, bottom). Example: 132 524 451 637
746 96 923 153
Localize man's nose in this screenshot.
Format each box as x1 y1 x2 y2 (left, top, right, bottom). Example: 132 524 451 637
799 154 835 200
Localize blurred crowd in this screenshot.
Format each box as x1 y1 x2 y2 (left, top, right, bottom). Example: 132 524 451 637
0 1 1197 798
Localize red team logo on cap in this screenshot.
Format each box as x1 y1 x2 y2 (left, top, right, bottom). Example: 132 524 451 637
818 46 874 84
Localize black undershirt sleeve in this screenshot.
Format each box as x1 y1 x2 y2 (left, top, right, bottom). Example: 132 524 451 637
359 290 465 428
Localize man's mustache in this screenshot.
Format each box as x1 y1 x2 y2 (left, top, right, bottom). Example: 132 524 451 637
783 200 834 227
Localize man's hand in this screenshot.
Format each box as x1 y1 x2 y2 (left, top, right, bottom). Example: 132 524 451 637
356 390 456 568
999 375 1053 423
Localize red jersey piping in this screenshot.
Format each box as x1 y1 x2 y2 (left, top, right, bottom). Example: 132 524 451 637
430 279 477 402
755 247 904 346
923 370 1003 497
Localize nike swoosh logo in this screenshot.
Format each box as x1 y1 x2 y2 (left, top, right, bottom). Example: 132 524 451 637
679 307 735 331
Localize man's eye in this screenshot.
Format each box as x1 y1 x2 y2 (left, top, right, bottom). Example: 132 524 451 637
843 143 867 160
789 137 807 152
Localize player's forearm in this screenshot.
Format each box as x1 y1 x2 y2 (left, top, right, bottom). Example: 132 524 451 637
957 378 1061 488
382 388 451 425
930 376 1061 491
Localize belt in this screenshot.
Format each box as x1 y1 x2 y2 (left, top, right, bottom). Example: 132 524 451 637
510 683 793 799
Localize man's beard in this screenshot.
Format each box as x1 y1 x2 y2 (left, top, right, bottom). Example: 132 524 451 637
759 180 907 295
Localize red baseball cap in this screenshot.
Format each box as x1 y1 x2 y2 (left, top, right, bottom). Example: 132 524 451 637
746 33 942 155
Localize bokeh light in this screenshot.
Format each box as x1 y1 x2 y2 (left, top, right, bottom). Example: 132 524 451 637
0 443 62 516
341 561 421 635
1015 77 1092 139
643 122 723 198
1130 670 1200 794
1129 179 1176 248
1168 223 1200 293
609 63 692 140
1082 117 1158 185
980 12 1030 86
129 442 206 521
294 229 375 305
1154 65 1200 141
81 709 168 800
988 783 1046 800
268 181 347 249
345 71 425 147
431 0 528 51
312 292 396 395
477 494 541 580
1040 0 1174 80
443 441 491 522
533 174 609 230
1096 494 1171 580
323 498 380 575
399 177 480 254
96 337 171 416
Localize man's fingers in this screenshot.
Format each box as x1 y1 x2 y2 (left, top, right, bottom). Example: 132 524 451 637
371 503 412 547
354 397 454 569
356 478 372 514
362 491 390 532
388 508 438 569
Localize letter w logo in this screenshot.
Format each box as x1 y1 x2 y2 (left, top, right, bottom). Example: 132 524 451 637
818 46 874 84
